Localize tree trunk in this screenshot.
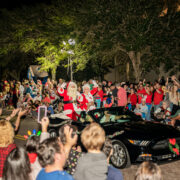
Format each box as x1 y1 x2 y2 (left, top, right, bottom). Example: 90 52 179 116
128 51 141 82
8 70 20 81
126 62 130 81
51 67 57 80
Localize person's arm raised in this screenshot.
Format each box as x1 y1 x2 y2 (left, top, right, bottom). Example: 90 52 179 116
64 126 78 158
40 117 50 142
5 108 20 121
14 109 28 131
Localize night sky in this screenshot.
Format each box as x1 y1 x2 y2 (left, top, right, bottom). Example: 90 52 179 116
0 0 51 9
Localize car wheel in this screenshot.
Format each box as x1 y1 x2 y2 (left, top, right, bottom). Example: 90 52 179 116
110 140 131 169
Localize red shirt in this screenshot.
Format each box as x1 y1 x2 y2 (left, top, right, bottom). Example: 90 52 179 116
153 88 163 105
0 143 16 177
96 90 104 102
118 87 127 106
128 94 137 105
90 87 98 95
137 88 146 104
145 92 152 104
42 97 51 103
28 153 38 164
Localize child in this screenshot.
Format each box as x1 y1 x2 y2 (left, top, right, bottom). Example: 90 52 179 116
134 99 148 120
134 103 142 116
135 161 162 180
2 147 31 180
26 135 41 180
74 122 108 180
104 87 113 108
139 98 148 120
154 100 171 124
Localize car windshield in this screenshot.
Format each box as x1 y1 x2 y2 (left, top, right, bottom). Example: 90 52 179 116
76 111 94 123
89 107 142 124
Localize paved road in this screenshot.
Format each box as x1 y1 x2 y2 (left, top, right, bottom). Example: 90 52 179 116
2 110 180 180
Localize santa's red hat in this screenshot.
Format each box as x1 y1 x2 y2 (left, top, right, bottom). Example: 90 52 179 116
67 81 77 89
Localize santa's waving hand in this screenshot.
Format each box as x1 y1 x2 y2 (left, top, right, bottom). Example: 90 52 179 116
57 82 83 120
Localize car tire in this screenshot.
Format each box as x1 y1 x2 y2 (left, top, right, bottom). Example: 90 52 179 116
110 140 131 169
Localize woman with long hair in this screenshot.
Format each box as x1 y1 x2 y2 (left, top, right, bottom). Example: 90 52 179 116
2 147 31 180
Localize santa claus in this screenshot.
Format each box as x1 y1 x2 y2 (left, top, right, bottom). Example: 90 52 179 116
57 81 83 120
81 81 98 111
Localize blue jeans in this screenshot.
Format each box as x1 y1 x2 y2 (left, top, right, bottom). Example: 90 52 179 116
128 103 132 110
146 103 152 121
95 99 101 108
142 113 146 120
154 101 162 112
170 103 173 112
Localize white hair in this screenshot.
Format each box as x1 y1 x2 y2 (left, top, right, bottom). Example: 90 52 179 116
67 82 77 101
83 84 90 92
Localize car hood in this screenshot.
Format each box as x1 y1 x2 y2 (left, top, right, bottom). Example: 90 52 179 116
103 121 180 140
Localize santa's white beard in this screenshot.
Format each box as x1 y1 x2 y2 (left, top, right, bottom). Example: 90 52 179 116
67 87 77 101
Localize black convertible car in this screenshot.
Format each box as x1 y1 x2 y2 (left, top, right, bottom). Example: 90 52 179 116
48 107 180 169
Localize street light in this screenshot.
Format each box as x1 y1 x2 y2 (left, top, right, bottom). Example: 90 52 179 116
67 50 74 81
68 39 75 46
65 39 75 81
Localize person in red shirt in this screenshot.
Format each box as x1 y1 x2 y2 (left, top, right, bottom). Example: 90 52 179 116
127 88 137 110
153 83 164 111
145 86 153 120
117 84 127 107
95 86 104 108
137 84 146 104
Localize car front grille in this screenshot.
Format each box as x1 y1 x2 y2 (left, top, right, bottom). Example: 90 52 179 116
152 137 180 150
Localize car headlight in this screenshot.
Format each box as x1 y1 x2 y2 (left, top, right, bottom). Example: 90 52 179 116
128 139 150 146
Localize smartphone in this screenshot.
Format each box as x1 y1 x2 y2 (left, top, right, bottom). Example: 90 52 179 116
38 106 47 123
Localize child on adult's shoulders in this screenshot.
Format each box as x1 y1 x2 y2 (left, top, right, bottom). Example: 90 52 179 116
73 122 108 180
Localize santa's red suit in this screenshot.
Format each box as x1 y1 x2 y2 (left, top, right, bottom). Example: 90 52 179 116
57 82 83 120
80 84 98 111
81 93 95 111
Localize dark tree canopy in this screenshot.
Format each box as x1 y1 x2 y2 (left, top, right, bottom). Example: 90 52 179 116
0 0 179 81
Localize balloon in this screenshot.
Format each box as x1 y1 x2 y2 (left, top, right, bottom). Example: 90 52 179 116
27 130 32 136
24 135 28 139
32 129 36 135
37 131 41 136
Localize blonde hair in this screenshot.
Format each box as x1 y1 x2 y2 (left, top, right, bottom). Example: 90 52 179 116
0 120 14 147
81 122 105 150
135 161 162 180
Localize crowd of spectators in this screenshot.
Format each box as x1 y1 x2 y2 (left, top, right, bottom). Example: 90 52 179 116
0 75 179 180
0 116 163 180
0 75 179 125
